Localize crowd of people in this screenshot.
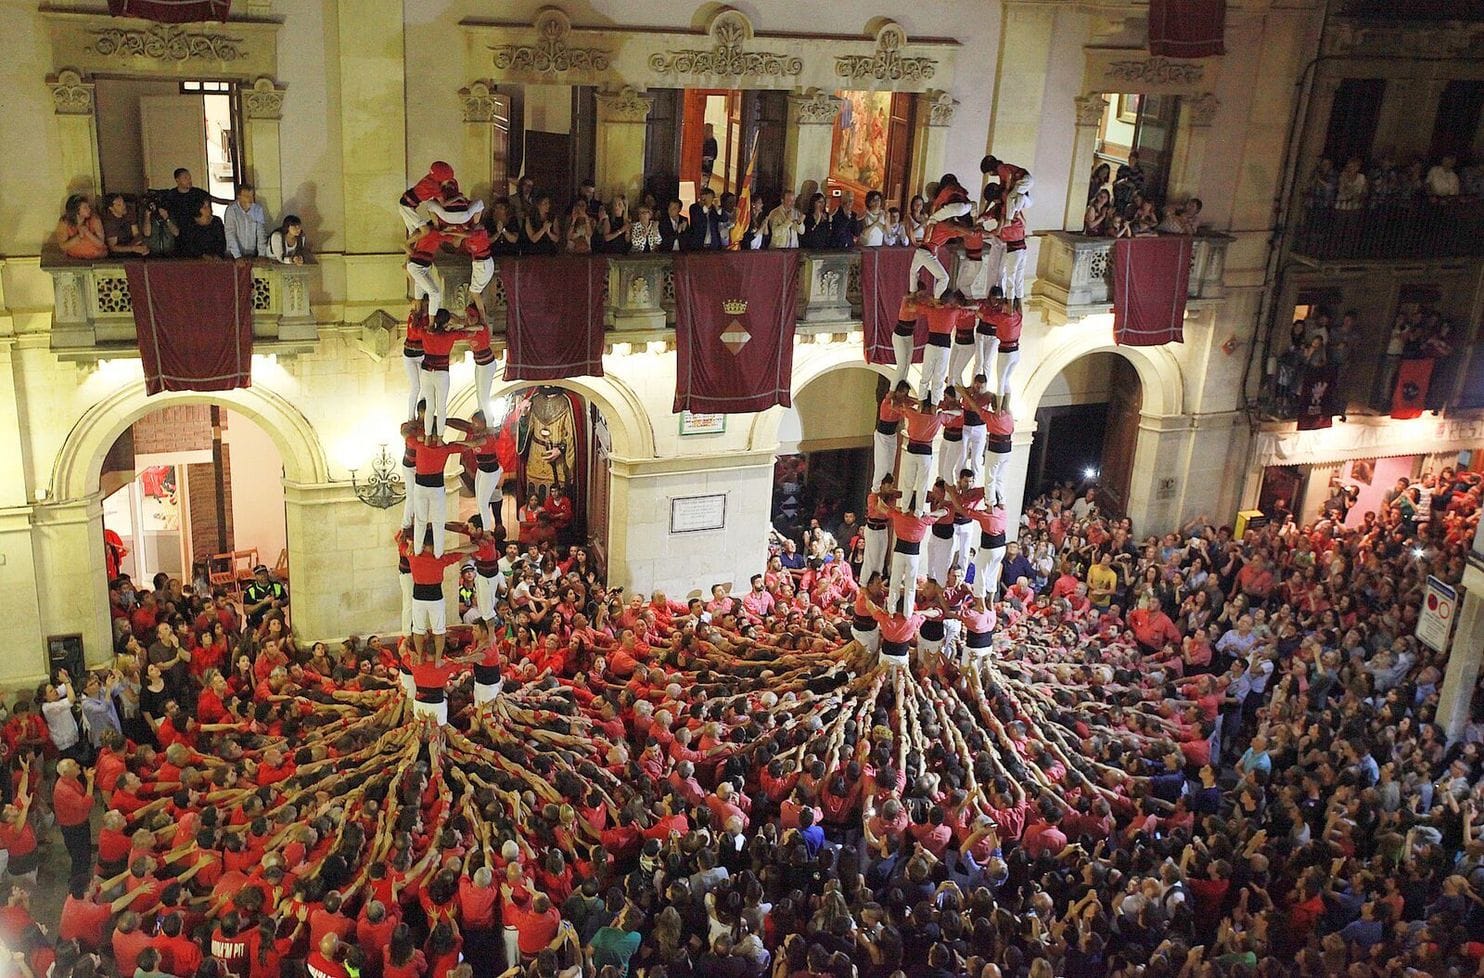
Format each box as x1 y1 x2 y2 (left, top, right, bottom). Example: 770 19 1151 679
12 150 1484 978
1305 154 1482 215
1080 155 1204 239
54 168 309 264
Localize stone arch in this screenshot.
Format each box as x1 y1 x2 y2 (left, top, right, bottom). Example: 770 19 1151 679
747 342 895 451
51 381 331 502
446 372 656 460
1015 330 1184 421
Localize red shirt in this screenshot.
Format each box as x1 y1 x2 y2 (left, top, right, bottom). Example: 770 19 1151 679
979 302 1023 344
408 550 462 587
902 408 953 445
888 509 938 544
113 927 152 977
457 878 498 928
923 303 970 337
508 900 561 956
60 894 111 948
406 435 461 477
52 775 92 828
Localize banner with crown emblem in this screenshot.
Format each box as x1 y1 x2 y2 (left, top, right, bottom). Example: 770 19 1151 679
672 250 801 414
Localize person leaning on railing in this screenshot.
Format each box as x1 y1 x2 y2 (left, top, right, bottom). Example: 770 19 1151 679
267 215 309 265
56 194 108 260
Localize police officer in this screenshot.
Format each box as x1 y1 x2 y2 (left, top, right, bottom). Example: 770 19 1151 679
242 564 288 630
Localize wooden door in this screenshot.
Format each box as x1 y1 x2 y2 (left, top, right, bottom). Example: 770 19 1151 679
680 89 709 194
644 88 683 204
569 86 597 202
1130 94 1181 203
141 94 207 189
885 92 917 209
1097 356 1143 517
487 92 512 195
739 90 787 206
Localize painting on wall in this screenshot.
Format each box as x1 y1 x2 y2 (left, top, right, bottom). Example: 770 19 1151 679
828 90 891 200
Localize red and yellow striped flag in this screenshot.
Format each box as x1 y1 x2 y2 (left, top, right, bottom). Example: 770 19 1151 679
728 130 760 250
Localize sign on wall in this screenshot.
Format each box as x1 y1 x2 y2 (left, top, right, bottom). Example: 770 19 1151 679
670 493 726 534
1417 575 1458 653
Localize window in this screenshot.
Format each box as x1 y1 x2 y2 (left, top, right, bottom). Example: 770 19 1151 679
95 77 242 210
1322 78 1385 166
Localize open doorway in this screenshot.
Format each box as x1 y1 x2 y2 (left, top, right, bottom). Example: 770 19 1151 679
679 89 742 202
100 404 286 598
1089 93 1181 212
95 77 240 211
1025 353 1143 516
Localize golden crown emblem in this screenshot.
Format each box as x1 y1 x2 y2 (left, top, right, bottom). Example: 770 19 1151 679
722 298 748 315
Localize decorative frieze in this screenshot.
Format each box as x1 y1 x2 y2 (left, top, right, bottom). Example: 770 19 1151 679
788 88 843 126
489 8 611 76
1104 56 1204 85
595 85 653 124
1074 94 1108 128
87 23 246 63
926 89 957 127
47 68 94 116
459 80 504 124
649 10 802 79
834 21 937 82
243 76 284 120
1186 92 1220 127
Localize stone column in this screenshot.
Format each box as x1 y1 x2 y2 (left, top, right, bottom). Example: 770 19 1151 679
918 90 958 189
47 69 101 197
783 89 842 197
459 81 507 202
283 481 405 640
1168 93 1219 202
1124 413 1195 535
985 5 1056 177
31 496 111 666
337 0 407 255
1001 426 1037 542
1438 563 1484 742
0 506 45 684
1063 95 1108 230
594 87 652 203
242 77 286 218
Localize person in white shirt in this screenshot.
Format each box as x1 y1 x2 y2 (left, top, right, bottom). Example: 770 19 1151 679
883 207 909 246
41 672 81 756
859 191 888 246
1426 155 1461 199
223 183 269 259
267 215 308 264
767 191 802 249
1070 488 1096 521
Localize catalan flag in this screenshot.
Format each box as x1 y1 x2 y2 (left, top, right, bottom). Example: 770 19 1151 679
729 130 760 250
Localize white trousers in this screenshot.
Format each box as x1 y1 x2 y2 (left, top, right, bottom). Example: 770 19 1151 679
412 482 447 557
972 544 1007 599
1005 175 1034 222
975 331 999 384
909 249 949 298
997 348 1021 401
407 260 443 316
410 595 447 635
951 522 974 575
861 526 888 585
852 623 881 659
401 462 417 525
888 549 921 618
963 424 986 483
473 679 503 706
400 204 427 236
898 450 935 509
474 361 497 423
470 257 494 303
411 698 449 726
987 451 1010 502
891 331 915 388
966 238 1007 300
921 342 952 404
943 619 963 661
937 437 965 484
475 572 498 621
1002 248 1027 301
926 530 955 584
872 431 898 489
948 334 976 392
422 369 451 438
475 468 503 532
399 573 414 634
404 353 423 422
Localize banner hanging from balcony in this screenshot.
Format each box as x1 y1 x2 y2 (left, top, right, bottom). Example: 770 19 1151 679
127 261 253 395
1391 359 1435 420
1296 364 1338 430
673 250 800 414
859 247 926 367
1148 0 1226 58
501 256 609 382
1111 235 1191 347
106 0 233 23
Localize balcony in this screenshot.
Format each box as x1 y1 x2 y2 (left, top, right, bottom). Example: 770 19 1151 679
1030 231 1232 324
40 249 317 357
1289 201 1484 263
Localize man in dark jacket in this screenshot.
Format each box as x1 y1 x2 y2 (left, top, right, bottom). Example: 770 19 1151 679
828 190 862 248
687 188 724 250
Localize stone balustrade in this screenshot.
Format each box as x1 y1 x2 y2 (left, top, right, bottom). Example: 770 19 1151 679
41 249 317 353
1031 230 1233 323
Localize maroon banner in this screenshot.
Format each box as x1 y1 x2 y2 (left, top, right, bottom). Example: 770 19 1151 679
1391 358 1435 419
1296 364 1337 430
1112 235 1191 346
107 0 232 22
501 256 608 382
673 250 800 414
128 261 252 395
1149 0 1226 58
859 247 926 366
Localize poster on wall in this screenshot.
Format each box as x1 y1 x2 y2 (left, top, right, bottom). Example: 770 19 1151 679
1417 575 1457 653
1349 458 1376 486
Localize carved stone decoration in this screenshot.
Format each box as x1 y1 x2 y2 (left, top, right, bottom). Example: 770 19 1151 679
834 20 937 82
1074 94 1108 128
1103 56 1203 85
595 86 653 124
1186 92 1220 127
1323 21 1484 59
788 88 843 125
87 24 246 62
925 89 957 127
47 68 94 116
459 80 502 124
490 7 611 76
649 8 803 79
242 76 284 120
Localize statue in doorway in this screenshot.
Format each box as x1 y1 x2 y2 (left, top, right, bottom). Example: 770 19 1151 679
522 388 576 502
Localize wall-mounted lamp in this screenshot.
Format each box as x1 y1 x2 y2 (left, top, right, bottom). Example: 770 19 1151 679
349 444 406 510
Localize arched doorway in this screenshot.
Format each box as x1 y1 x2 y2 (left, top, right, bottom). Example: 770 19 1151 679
1023 352 1144 515
100 404 288 602
771 365 886 542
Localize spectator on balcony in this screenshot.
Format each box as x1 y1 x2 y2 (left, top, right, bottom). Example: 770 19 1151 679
742 207 770 250
158 168 226 234
101 194 149 257
718 191 737 243
859 190 887 246
141 194 177 255
628 204 663 253
485 197 520 256
266 215 308 265
1426 154 1461 201
767 191 802 249
177 199 227 260
1087 161 1111 204
595 195 630 254
512 176 537 224
905 194 927 247
55 194 107 260
883 206 908 246
1328 310 1360 372
658 199 688 252
1159 198 1203 234
1131 199 1160 236
800 193 831 249
521 195 559 255
828 191 862 248
1335 158 1367 211
1082 189 1112 236
701 123 718 189
564 200 593 254
686 188 724 250
1112 151 1145 214
1304 158 1337 211
224 183 269 259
